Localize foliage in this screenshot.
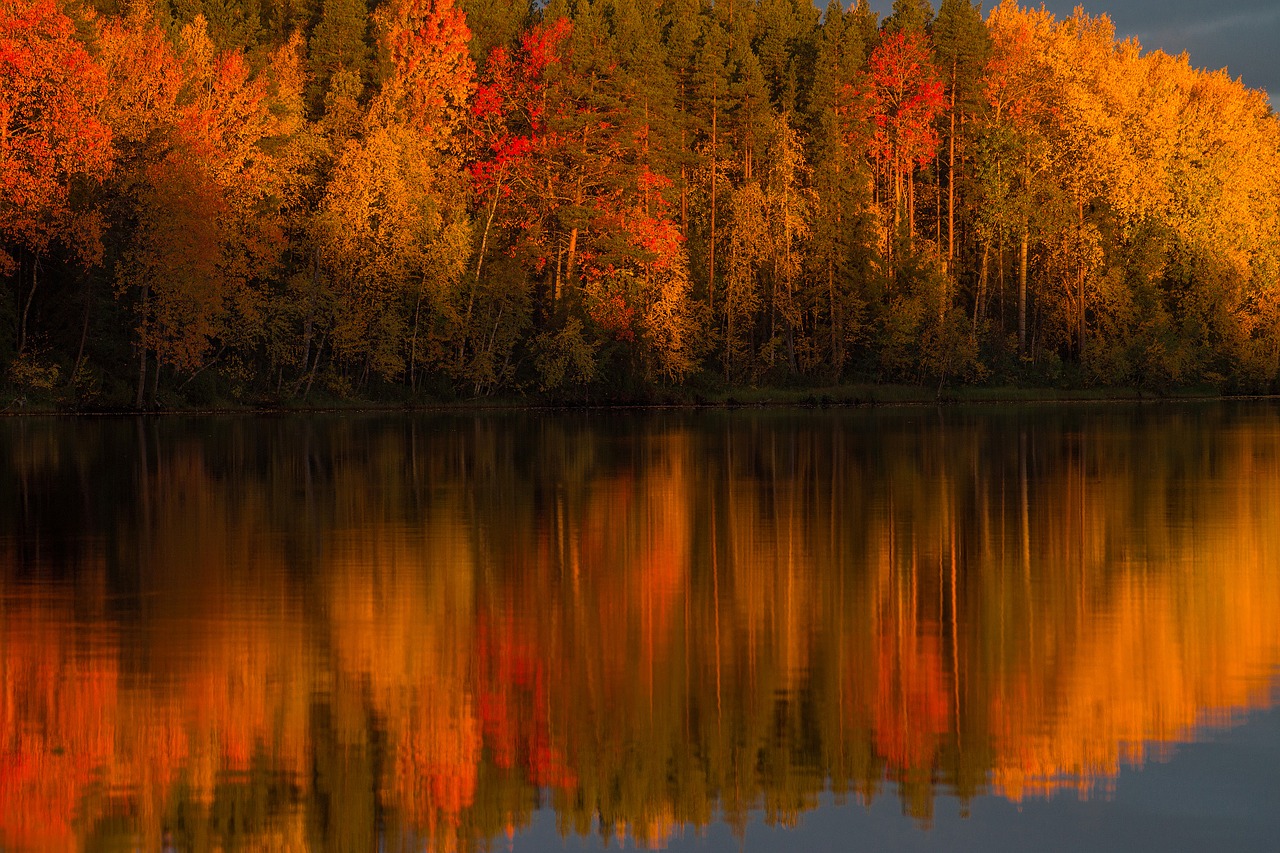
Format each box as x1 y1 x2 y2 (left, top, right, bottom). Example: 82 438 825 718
2 0 1280 404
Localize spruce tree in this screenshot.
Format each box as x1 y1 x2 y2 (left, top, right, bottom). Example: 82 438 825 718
308 0 371 111
460 0 533 61
754 0 819 112
691 17 732 309
727 28 770 183
661 0 704 235
846 0 878 51
931 0 990 269
806 0 874 375
883 0 932 33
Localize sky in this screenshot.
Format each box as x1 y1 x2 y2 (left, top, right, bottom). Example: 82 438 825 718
868 0 1279 105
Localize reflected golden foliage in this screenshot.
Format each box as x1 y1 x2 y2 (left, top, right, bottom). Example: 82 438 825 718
1 411 1279 849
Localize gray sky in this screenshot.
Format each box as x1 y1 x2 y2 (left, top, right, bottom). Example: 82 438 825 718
868 1 1278 105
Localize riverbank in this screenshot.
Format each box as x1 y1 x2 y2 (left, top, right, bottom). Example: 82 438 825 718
2 381 1265 415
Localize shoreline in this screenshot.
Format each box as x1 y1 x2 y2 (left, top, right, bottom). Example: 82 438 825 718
3 385 1276 417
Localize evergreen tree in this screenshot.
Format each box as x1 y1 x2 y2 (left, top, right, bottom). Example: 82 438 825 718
883 0 932 34
931 0 989 269
846 0 878 50
726 28 770 183
459 0 531 61
805 0 874 376
753 0 819 112
660 0 704 236
308 0 371 110
690 15 732 310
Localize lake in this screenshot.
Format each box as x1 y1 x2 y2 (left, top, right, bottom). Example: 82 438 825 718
2 404 1279 851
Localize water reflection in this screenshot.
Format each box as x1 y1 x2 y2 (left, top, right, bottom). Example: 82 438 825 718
2 406 1279 850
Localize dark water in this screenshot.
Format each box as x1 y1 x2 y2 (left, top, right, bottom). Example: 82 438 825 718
2 404 1279 852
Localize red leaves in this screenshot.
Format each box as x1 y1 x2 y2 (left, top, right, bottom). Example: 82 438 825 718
867 31 946 172
475 612 577 790
466 15 574 273
589 291 637 341
472 79 504 119
519 16 572 81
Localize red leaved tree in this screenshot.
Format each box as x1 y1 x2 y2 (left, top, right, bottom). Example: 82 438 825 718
867 30 944 251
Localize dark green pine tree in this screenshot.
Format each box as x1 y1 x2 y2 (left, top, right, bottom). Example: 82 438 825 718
753 0 820 112
262 0 320 47
175 0 264 50
661 0 701 71
460 0 533 62
727 19 770 183
689 15 732 309
931 0 990 270
308 0 371 112
805 0 876 376
846 0 878 51
542 0 630 300
610 0 684 185
882 0 932 33
660 0 704 236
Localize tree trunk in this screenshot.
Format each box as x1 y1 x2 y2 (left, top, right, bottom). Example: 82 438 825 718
409 288 422 393
709 95 717 313
935 151 942 253
464 178 503 363
948 75 957 267
566 227 579 286
829 254 839 372
974 241 989 334
1018 228 1028 355
303 334 325 400
907 169 915 244
135 281 149 410
72 279 92 382
997 234 1005 333
17 253 40 356
1077 197 1086 361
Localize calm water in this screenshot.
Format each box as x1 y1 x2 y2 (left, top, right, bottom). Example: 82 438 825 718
2 404 1280 851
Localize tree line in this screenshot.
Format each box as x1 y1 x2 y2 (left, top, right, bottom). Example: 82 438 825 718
3 0 1280 405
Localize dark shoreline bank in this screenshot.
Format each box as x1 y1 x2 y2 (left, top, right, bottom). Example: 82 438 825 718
4 384 1276 417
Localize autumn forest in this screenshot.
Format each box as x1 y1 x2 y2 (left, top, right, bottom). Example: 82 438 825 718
3 0 1280 405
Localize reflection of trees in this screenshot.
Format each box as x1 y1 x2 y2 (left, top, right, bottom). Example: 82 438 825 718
1 408 1280 849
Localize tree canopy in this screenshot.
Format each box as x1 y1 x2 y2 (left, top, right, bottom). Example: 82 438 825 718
3 0 1280 404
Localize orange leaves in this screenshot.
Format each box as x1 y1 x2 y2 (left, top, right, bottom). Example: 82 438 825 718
100 7 306 383
983 0 1057 127
120 151 228 373
0 595 118 851
374 0 474 143
0 0 110 268
97 8 182 150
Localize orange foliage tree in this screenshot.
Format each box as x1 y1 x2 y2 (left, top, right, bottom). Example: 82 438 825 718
0 0 110 363
313 0 474 389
